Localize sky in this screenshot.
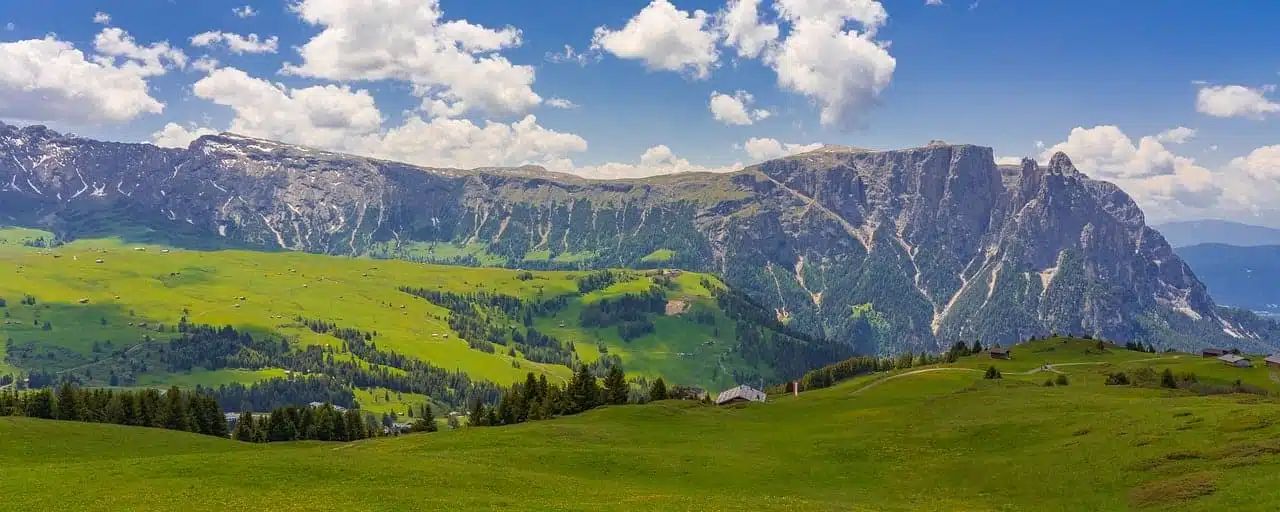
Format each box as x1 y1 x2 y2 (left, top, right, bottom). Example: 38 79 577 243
1 0 1278 225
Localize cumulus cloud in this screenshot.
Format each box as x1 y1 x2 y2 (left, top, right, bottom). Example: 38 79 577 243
546 97 579 109
709 90 770 125
743 137 822 160
93 12 111 24
190 31 279 54
995 156 1022 166
232 6 258 18
1155 126 1196 145
572 145 742 179
191 56 220 72
1196 84 1280 119
151 122 218 148
0 28 183 124
925 0 944 5
591 0 720 79
716 0 779 59
191 66 587 171
1038 125 1223 219
282 0 540 117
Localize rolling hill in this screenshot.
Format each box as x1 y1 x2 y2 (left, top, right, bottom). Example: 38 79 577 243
5 338 1280 511
0 226 851 408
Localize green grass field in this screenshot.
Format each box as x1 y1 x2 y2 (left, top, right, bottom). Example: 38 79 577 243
0 228 780 392
6 341 1280 510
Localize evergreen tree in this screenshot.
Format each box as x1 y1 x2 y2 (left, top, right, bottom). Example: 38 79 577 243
413 403 438 433
163 387 190 432
104 393 126 425
971 340 984 354
232 410 256 441
468 399 488 427
266 409 298 442
567 364 600 413
24 389 55 419
603 365 628 405
649 378 668 401
1160 368 1179 389
55 382 81 421
984 366 1002 380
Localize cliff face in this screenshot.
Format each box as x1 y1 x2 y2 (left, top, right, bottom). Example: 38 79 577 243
0 122 1267 353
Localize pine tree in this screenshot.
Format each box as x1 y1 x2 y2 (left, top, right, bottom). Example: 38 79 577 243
104 393 126 424
55 382 80 421
232 410 256 441
164 387 189 432
468 399 487 427
649 378 668 401
603 365 628 405
414 403 438 433
567 364 600 413
24 389 55 419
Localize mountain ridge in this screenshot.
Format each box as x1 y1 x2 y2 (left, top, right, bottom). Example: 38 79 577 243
1 121 1272 354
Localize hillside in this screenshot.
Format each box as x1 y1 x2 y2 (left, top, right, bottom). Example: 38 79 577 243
1 122 1266 354
6 338 1280 511
1175 243 1280 315
1156 219 1280 248
0 227 850 406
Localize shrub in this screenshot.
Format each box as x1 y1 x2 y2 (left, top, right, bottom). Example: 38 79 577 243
1055 374 1069 386
1105 372 1130 385
1160 369 1178 389
984 366 1002 380
1043 379 1055 387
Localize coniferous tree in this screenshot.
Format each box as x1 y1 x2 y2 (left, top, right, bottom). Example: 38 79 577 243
413 403 438 433
603 365 628 405
567 364 600 413
468 399 488 427
55 382 81 421
104 393 126 425
24 388 55 419
233 410 256 441
649 378 668 401
164 387 189 432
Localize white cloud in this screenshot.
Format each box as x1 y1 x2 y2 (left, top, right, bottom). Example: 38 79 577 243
743 137 822 160
709 90 757 125
1227 145 1280 181
1155 126 1196 145
93 27 188 77
995 156 1022 166
193 67 384 149
0 29 182 124
151 122 217 148
545 44 596 66
925 0 944 5
93 12 111 24
572 145 742 179
764 0 896 129
1039 125 1221 218
753 108 772 120
190 31 279 54
283 0 540 117
192 66 587 171
5 22 15 31
233 6 258 18
1196 84 1280 119
192 56 220 72
546 97 579 109
591 0 719 79
716 0 779 59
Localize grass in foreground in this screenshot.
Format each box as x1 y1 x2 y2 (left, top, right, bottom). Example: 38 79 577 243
6 345 1280 511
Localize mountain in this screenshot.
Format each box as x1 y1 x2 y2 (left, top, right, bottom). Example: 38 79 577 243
1154 219 1280 248
1 122 1272 353
1175 243 1280 315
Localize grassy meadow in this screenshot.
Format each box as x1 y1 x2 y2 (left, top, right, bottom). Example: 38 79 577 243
6 340 1280 510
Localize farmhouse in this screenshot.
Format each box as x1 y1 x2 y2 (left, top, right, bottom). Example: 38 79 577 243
1218 354 1252 368
989 347 1011 360
1202 348 1225 357
715 385 766 405
1267 355 1280 369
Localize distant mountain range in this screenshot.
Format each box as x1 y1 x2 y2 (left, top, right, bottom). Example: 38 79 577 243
2 121 1277 353
1175 243 1280 315
1155 219 1280 248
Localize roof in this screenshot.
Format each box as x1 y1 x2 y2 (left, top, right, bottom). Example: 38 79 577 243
1267 355 1280 364
1218 354 1250 363
989 347 1010 354
715 385 767 405
1203 347 1225 354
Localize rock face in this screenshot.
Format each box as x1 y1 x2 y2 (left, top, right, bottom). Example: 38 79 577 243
0 122 1270 353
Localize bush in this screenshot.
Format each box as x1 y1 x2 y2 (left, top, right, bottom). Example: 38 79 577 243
1043 379 1055 387
1105 372 1130 386
1161 368 1178 389
1055 374 1069 386
984 366 1002 380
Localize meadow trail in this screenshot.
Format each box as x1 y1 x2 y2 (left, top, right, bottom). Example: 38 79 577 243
849 367 982 396
848 355 1186 397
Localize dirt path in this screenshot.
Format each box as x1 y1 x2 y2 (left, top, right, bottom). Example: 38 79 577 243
850 367 982 396
849 355 1186 397
55 339 157 375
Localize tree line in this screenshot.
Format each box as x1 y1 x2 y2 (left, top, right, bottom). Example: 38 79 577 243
0 383 227 438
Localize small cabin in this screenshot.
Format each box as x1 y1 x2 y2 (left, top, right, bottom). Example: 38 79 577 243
77 298 89 304
989 347 1011 360
1218 354 1252 368
1202 348 1226 358
715 385 767 406
1266 355 1280 369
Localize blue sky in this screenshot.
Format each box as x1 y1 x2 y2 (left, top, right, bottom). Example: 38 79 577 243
1 1 1278 223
